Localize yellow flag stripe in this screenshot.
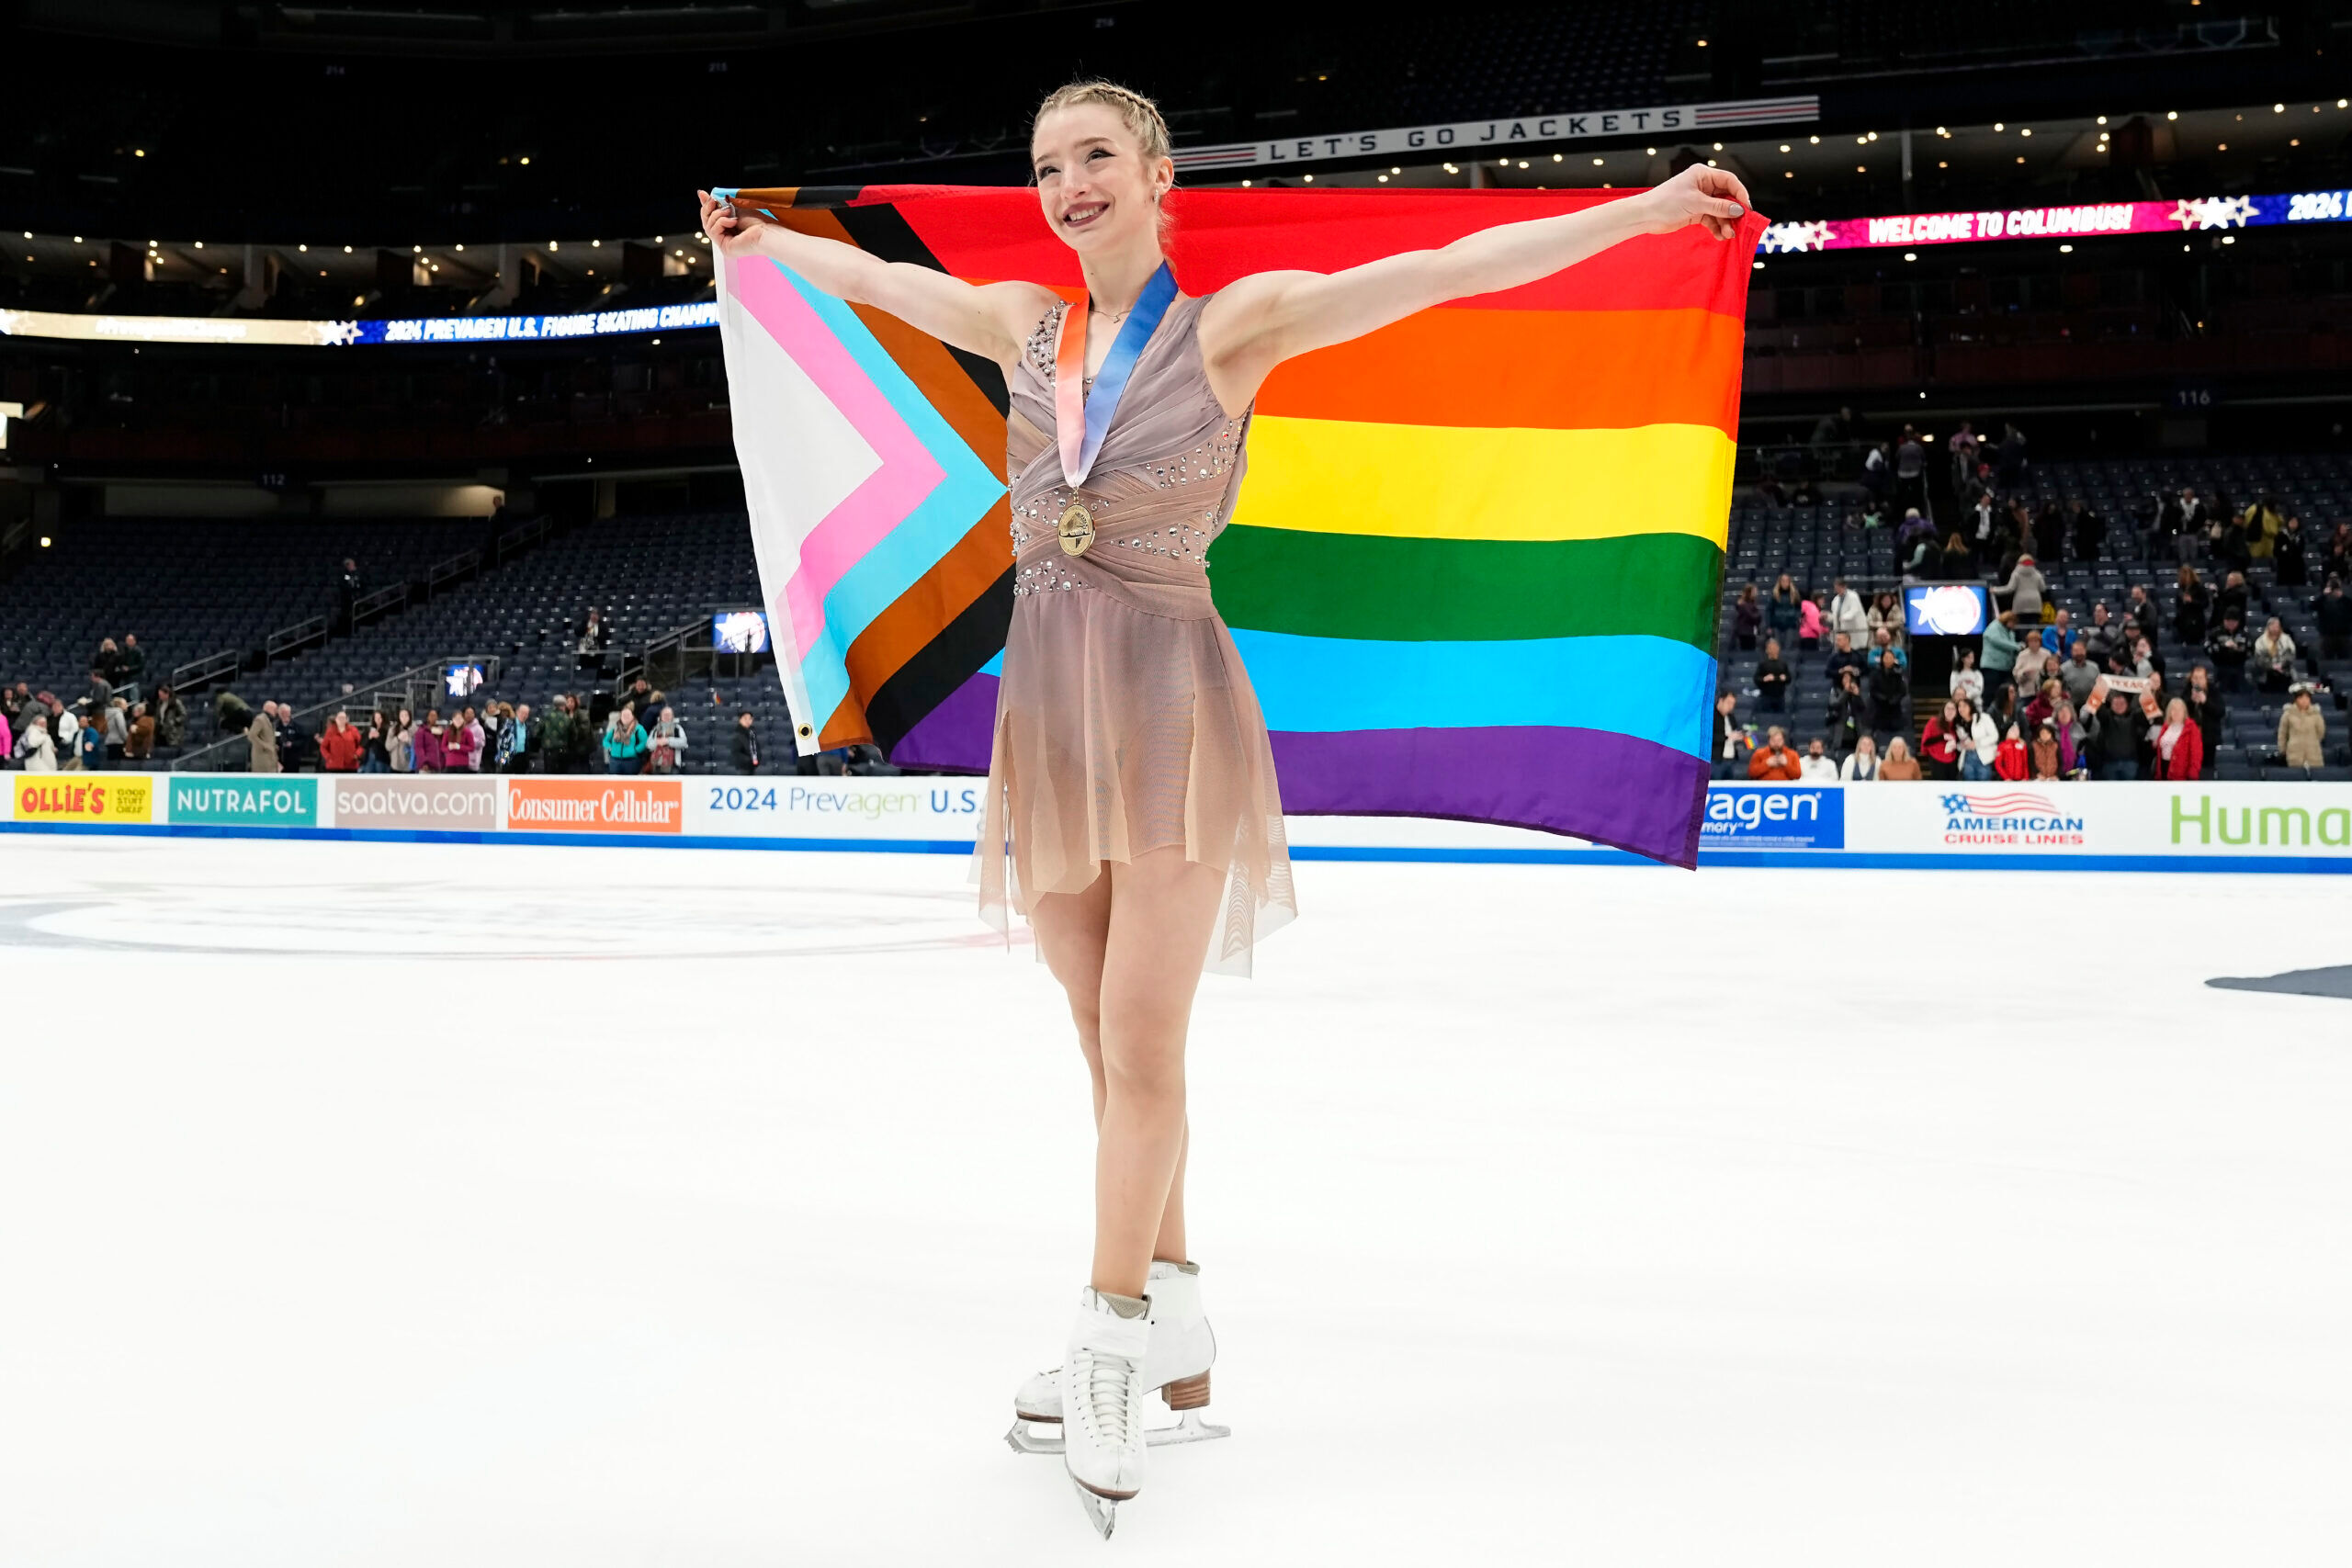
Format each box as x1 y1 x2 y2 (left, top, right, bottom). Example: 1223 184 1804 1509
1231 418 1735 546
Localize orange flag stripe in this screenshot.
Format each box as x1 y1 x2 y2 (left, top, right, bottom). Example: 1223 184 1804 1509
1255 306 1743 435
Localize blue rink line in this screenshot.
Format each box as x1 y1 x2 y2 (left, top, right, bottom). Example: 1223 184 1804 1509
3 819 2347 873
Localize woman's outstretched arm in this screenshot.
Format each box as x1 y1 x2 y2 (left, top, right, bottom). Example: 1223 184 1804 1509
1198 163 1752 415
699 190 1054 370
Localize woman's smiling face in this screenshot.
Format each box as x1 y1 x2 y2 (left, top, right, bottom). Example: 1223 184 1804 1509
1032 102 1167 255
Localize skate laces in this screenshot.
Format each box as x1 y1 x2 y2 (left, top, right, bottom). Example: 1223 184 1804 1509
1077 1346 1139 1445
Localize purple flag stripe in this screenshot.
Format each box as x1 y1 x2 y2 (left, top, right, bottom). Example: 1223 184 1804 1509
1270 726 1706 869
891 675 1705 869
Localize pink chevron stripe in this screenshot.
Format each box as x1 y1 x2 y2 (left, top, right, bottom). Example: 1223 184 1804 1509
730 256 945 658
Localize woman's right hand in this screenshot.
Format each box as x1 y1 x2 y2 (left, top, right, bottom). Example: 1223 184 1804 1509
698 190 767 258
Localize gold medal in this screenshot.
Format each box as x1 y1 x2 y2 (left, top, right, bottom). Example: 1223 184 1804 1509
1057 502 1095 557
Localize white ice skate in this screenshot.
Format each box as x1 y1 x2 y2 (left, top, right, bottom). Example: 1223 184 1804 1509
1005 1259 1228 1457
1056 1287 1152 1538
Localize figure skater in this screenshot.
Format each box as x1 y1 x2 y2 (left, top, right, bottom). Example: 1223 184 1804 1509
699 80 1749 1536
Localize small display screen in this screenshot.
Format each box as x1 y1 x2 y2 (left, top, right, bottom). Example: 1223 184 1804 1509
443 662 486 698
713 611 771 654
1904 583 1990 637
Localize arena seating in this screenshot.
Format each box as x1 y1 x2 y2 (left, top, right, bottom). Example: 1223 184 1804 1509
1717 452 2352 778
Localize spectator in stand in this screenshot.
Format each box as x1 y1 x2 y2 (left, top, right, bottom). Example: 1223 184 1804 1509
117 635 146 700
460 706 488 772
1827 577 1870 649
1900 525 1937 581
129 704 157 762
1799 737 1839 782
2181 667 2223 778
2083 602 2120 665
1880 738 1922 780
1953 694 1998 781
1949 646 1984 707
1993 723 2029 782
2052 698 2086 777
1893 425 1927 516
318 710 364 773
605 705 649 775
621 676 658 722
2278 686 2328 772
2024 675 2063 729
1712 694 1746 780
2083 682 2145 780
2059 638 2101 707
1826 668 1868 759
2210 511 2252 573
1992 553 2045 624
1755 637 1792 714
2173 565 2210 646
1838 734 1882 782
84 667 112 715
2276 514 2309 588
498 704 536 773
1939 531 1976 581
1948 420 1979 490
2030 721 2064 781
2012 627 2051 701
1996 421 2029 489
2319 577 2352 660
2324 525 2352 587
54 704 82 772
577 607 610 672
248 702 280 774
1824 631 1863 689
2126 634 2163 686
731 710 762 774
152 684 186 750
2069 500 2103 564
1868 648 1911 748
277 705 309 774
337 558 364 634
0 703 11 767
1768 574 1803 648
414 712 447 773
1867 592 1905 654
1747 727 1801 781
2242 494 2284 561
1974 611 2018 705
2214 570 2250 630
648 706 689 773
1731 584 1761 651
2031 500 2065 564
18 714 55 772
1797 591 1824 652
2149 695 2203 782
93 637 125 689
2037 605 2074 657
1866 625 1905 676
361 711 390 773
2250 617 2299 694
1860 439 1891 502
103 698 129 766
539 696 577 775
388 709 415 773
1918 699 1961 781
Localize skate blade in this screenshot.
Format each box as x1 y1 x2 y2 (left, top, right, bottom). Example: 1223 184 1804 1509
1071 1475 1122 1540
1007 1410 1229 1456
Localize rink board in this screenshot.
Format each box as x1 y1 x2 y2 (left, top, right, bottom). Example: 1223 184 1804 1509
6 774 2352 872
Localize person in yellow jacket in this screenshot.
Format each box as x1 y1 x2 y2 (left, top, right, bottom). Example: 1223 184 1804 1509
2242 495 2284 560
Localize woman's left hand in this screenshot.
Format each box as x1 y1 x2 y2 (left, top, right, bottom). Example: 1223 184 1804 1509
1635 162 1754 241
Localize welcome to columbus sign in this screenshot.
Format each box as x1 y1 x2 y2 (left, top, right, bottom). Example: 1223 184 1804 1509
1170 96 1820 173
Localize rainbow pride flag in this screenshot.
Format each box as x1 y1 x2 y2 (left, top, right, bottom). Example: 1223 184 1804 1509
713 185 1763 866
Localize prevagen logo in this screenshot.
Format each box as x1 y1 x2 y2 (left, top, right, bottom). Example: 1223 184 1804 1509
1939 789 2086 846
1701 785 1844 849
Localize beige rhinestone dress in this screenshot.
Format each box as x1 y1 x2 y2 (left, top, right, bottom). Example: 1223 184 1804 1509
976 292 1295 976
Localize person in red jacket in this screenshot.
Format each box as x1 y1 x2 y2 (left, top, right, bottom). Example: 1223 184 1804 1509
2150 695 2204 780
1747 726 1803 781
1993 722 2030 781
317 709 365 773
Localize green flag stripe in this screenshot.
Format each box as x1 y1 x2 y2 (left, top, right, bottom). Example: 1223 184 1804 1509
1208 525 1724 651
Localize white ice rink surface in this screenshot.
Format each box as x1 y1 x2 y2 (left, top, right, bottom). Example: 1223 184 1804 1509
1 835 2347 1567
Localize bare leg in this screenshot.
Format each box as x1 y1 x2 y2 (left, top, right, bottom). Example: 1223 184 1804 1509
1090 847 1224 1300
1030 862 1202 1273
